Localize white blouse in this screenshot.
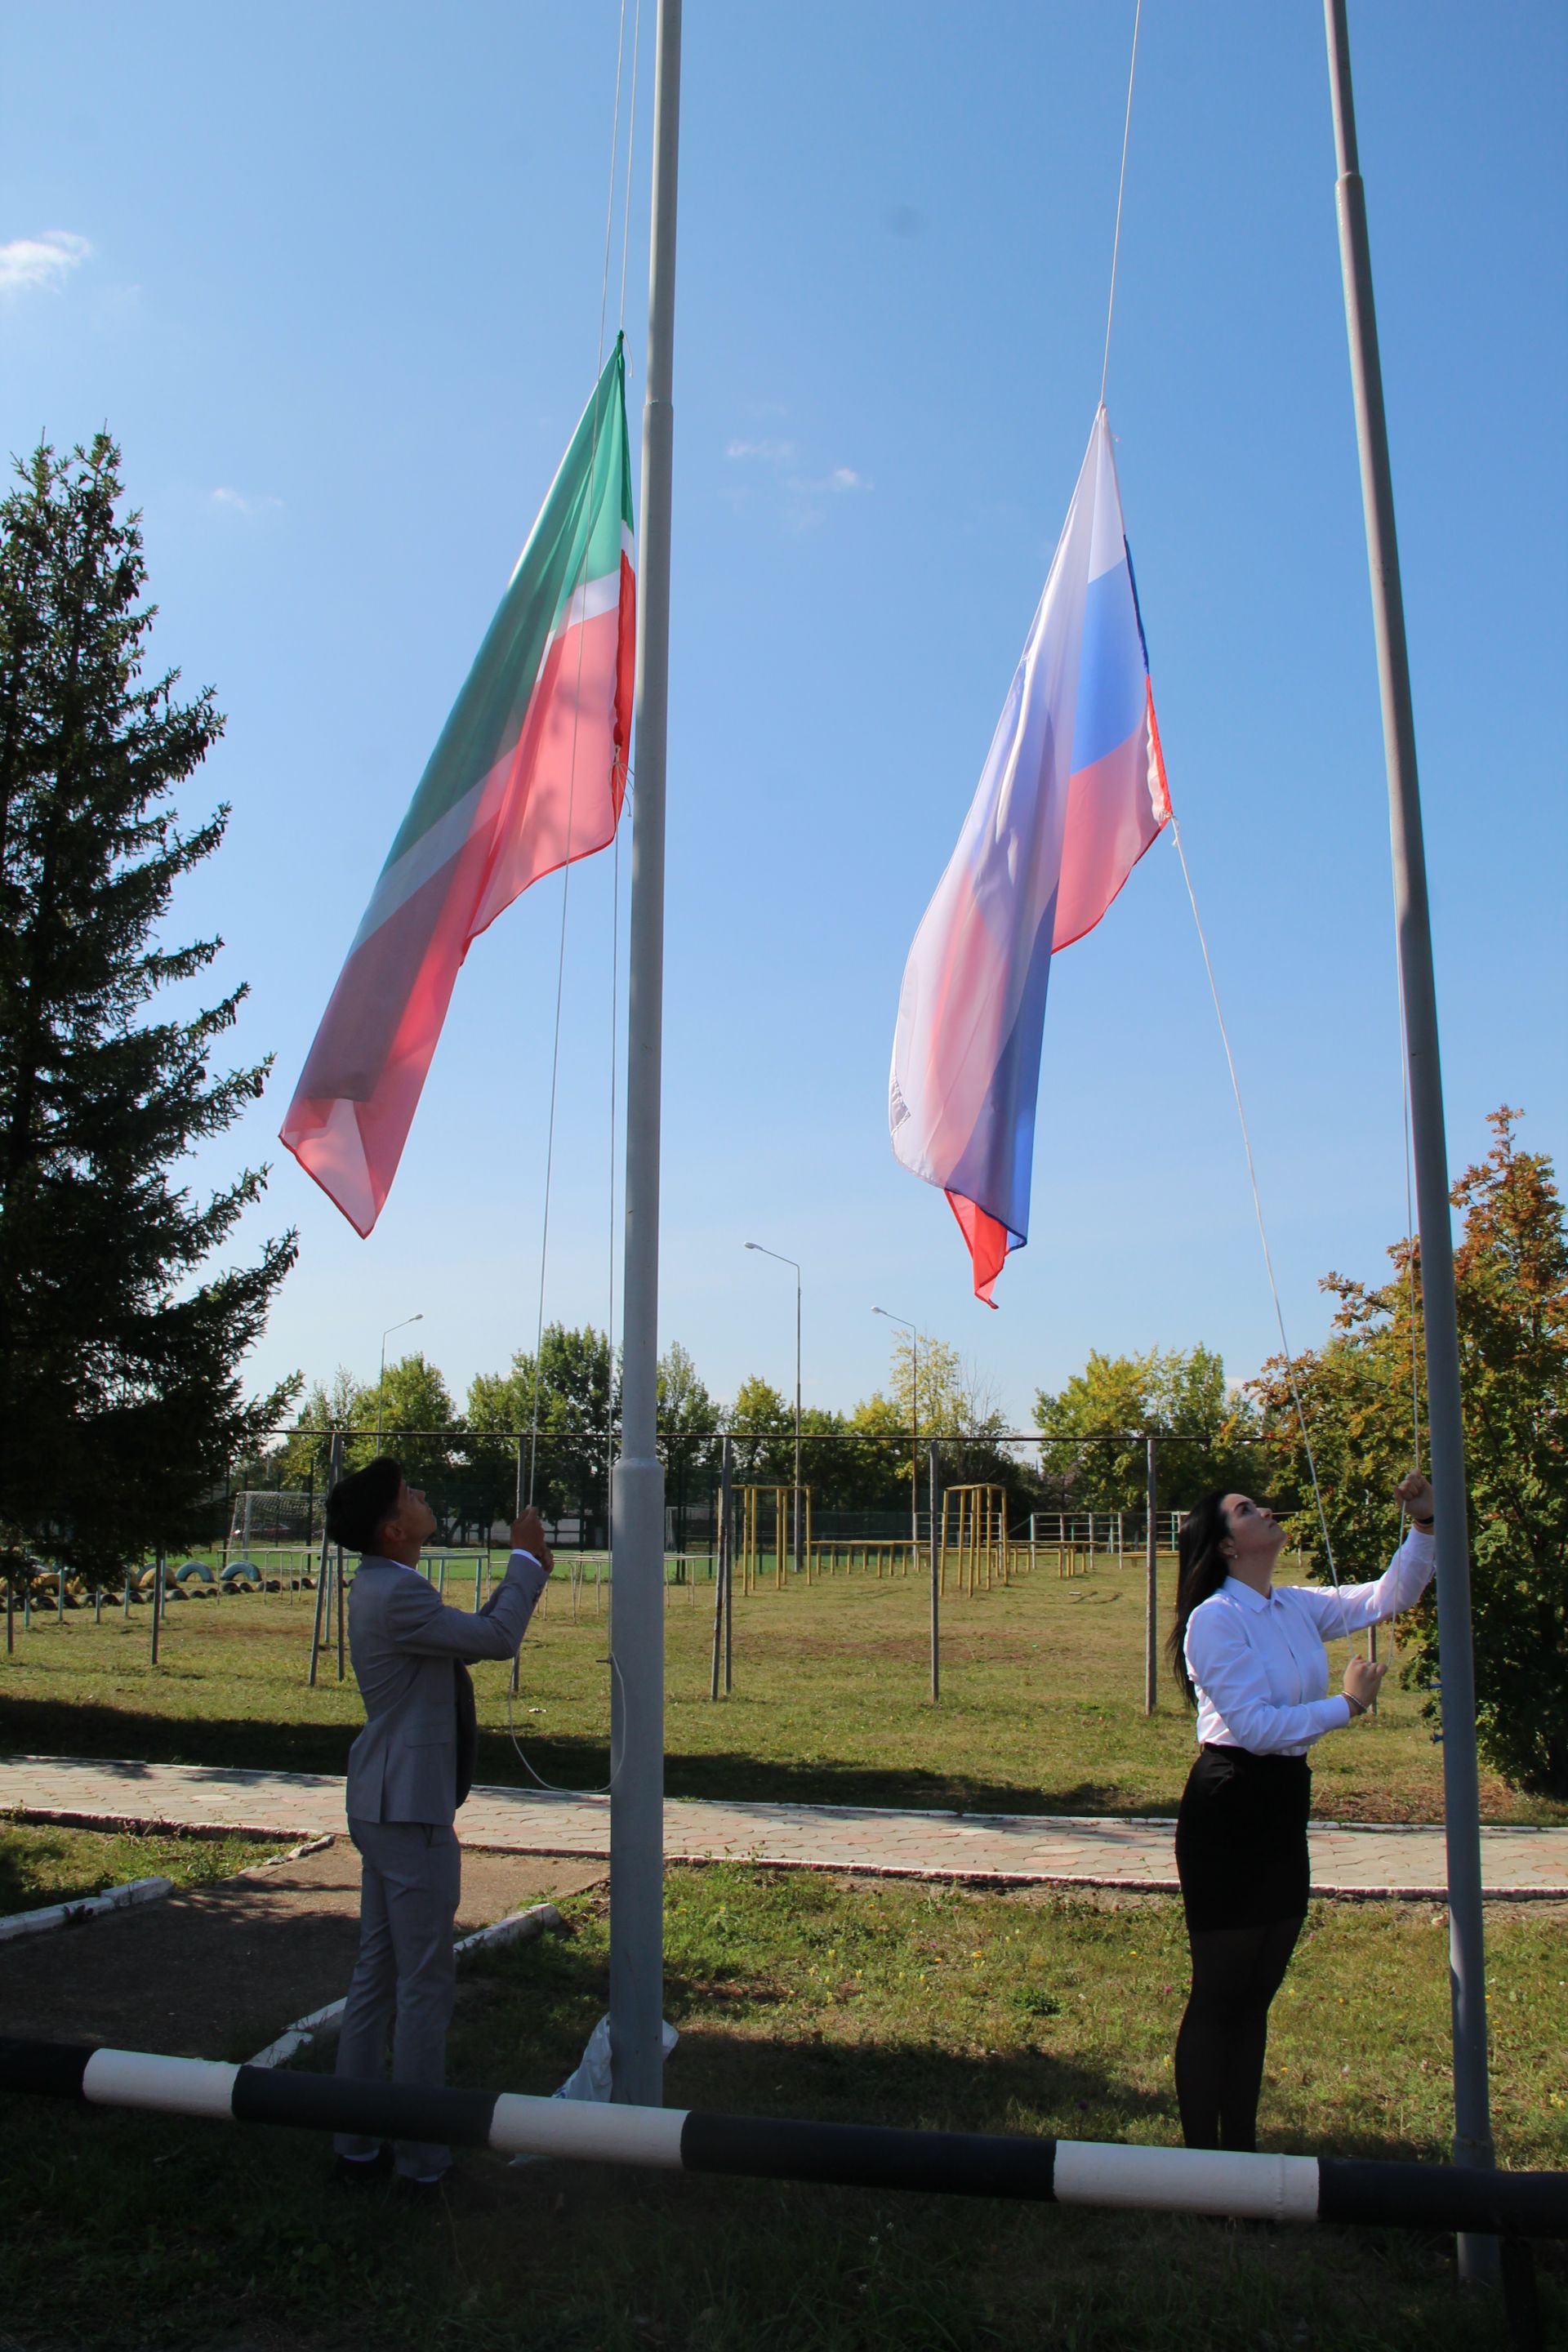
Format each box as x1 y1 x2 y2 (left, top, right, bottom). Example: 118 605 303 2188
1185 1527 1436 1757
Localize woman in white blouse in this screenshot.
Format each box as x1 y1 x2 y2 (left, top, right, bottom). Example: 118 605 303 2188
1166 1472 1435 2152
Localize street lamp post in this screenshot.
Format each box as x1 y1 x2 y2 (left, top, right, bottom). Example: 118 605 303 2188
744 1244 802 1576
377 1314 424 1443
872 1307 920 1557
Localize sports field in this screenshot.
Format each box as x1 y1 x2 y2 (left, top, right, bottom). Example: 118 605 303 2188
4 1548 1558 1826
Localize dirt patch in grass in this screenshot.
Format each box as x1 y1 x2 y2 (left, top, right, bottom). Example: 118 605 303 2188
0 1835 604 2060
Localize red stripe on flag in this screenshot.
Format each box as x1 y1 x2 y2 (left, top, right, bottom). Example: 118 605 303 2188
614 548 635 790
282 602 627 1234
945 1191 1009 1307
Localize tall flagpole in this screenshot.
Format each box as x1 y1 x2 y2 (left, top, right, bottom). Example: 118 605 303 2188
1323 0 1494 2273
609 0 681 2108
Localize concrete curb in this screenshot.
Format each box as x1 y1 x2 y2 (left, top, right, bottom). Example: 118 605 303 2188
0 1876 173 1944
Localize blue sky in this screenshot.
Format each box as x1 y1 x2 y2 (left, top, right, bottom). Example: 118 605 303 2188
2 2 1563 1430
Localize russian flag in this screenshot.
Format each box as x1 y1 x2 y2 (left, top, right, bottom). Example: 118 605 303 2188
889 408 1169 1304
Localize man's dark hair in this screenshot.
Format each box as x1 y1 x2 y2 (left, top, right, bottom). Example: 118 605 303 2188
326 1456 403 1555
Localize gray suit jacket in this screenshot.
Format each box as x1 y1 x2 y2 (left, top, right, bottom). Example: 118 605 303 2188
344 1551 547 1827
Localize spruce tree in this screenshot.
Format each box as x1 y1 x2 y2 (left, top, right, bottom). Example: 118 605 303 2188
0 435 297 1582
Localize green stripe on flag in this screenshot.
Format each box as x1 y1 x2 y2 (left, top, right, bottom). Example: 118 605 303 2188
382 336 633 871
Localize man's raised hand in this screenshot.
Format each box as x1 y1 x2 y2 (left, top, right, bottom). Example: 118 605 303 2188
1393 1470 1435 1525
510 1507 555 1574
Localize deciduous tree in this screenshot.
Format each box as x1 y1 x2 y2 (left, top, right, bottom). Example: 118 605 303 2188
1033 1345 1261 1512
1253 1108 1568 1795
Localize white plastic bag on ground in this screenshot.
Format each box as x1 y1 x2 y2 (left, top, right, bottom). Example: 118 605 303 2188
553 2011 679 2102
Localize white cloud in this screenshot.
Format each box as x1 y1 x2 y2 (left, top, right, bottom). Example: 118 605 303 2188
723 425 872 531
726 437 798 464
209 487 283 519
0 230 92 297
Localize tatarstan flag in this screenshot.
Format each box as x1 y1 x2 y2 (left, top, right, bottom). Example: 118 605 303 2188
281 339 635 1235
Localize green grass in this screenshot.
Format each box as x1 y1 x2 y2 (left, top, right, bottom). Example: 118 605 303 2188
0 1820 285 1914
1 1865 1562 2350
3 1552 1560 1824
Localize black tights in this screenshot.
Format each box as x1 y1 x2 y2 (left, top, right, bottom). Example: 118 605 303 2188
1174 1915 1303 2152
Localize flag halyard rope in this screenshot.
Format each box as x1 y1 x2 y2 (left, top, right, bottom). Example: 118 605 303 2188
510 3 641 1793
1099 0 1143 409
526 0 639 1517
1166 812 1358 1648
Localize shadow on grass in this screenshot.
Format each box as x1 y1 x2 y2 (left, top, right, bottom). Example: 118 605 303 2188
2 1885 1561 2352
0 1695 1155 1818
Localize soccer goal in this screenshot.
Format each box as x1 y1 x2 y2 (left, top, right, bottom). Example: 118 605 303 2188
229 1490 317 1552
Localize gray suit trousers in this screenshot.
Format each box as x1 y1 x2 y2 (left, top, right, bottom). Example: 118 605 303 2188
333 1816 461 2180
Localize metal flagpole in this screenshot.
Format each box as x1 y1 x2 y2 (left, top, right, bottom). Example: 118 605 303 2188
609 0 681 2110
1323 0 1495 2264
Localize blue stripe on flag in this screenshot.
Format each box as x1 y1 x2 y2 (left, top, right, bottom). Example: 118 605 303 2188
1071 558 1147 774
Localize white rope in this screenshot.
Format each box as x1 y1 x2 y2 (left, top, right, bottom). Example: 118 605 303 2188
1099 0 1143 408
510 4 635 1780
1382 906 1424 1666
1166 813 1357 1648
524 0 634 1509
618 0 644 329
506 1649 626 1797
597 0 630 365
603 0 641 1570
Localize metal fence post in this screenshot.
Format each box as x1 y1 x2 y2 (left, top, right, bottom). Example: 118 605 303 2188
929 1440 940 1704
149 1551 163 1666
308 1432 342 1688
710 1435 732 1700
1144 1437 1158 1716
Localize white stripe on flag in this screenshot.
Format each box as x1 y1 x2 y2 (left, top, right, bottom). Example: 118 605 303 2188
347 564 623 954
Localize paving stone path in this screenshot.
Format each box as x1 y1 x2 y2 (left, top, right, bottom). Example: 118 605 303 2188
4 1754 1565 1898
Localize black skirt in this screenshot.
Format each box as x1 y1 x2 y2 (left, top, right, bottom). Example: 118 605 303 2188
1174 1743 1312 1932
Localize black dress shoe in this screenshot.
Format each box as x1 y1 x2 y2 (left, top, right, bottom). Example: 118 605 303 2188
334 2147 393 2185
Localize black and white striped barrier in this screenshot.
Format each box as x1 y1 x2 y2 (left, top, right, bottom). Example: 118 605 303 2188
2 2039 1564 2238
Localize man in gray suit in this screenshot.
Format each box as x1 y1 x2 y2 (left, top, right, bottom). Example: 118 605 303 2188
324 1454 552 2189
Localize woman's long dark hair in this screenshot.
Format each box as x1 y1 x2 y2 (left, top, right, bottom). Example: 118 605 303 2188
1166 1492 1233 1705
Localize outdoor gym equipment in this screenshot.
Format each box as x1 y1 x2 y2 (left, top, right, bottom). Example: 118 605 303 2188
938 1486 1010 1597
736 1486 813 1592
810 1538 916 1580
